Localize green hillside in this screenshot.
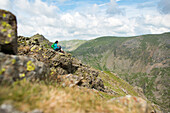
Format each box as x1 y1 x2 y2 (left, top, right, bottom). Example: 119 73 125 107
60 39 87 51
72 32 170 112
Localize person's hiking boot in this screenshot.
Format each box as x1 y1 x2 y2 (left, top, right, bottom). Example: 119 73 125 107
59 52 65 56
59 50 65 53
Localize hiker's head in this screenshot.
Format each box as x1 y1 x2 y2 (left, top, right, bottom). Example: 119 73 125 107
55 40 58 44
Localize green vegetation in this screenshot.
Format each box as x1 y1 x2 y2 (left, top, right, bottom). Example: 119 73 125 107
99 71 139 97
119 67 170 111
71 32 170 112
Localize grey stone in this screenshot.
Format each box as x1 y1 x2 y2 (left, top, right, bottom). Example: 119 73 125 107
0 104 24 113
28 109 43 113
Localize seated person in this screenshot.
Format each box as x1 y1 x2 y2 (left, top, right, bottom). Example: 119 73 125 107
52 40 64 53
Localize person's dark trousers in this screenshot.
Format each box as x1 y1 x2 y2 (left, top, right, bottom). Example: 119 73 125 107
55 46 61 51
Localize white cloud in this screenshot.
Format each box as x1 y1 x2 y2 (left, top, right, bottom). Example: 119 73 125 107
158 0 170 14
0 0 12 11
0 0 170 41
14 0 59 17
106 0 125 16
10 0 60 41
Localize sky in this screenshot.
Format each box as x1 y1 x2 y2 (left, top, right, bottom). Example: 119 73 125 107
0 0 170 41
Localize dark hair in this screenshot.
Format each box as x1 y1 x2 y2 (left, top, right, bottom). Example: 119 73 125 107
55 40 58 43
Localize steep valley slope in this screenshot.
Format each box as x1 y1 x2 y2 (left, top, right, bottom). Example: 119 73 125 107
71 32 170 112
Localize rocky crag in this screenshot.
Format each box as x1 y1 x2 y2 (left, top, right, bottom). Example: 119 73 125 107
0 9 161 113
17 35 113 93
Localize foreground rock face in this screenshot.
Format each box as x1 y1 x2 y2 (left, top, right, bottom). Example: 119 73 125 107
0 9 17 55
0 52 50 83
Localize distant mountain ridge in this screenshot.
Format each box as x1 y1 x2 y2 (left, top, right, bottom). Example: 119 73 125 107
60 39 87 51
71 32 170 112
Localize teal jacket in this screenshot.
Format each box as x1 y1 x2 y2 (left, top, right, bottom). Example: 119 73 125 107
53 43 59 50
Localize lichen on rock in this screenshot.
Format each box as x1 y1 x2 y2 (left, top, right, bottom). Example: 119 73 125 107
27 61 35 71
0 52 50 83
0 9 18 55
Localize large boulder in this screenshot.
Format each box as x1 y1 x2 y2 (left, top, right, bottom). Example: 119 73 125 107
0 9 18 55
0 52 50 83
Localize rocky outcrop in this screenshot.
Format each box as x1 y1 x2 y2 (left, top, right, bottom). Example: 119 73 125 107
17 35 113 93
0 52 50 83
18 34 52 49
0 9 17 55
